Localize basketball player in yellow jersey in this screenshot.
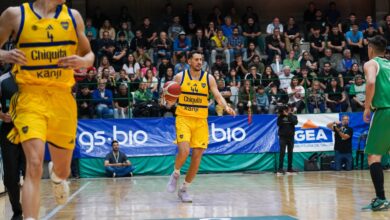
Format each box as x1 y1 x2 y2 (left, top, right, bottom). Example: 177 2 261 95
0 0 94 219
166 51 235 202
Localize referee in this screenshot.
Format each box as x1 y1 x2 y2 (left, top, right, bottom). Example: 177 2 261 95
0 72 25 220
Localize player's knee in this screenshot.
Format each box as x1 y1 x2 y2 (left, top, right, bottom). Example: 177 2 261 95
54 167 71 180
27 159 43 178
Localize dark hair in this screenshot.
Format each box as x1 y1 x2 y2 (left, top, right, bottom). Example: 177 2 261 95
323 62 331 66
111 140 119 146
188 51 202 59
368 35 387 53
349 13 356 17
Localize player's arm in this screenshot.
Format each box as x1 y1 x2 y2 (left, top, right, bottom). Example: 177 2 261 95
58 9 94 69
363 60 377 123
209 74 236 116
0 7 27 65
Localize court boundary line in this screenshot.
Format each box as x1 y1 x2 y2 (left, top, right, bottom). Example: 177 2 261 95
41 181 91 220
327 174 371 181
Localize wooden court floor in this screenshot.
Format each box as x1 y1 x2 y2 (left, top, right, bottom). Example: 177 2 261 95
0 171 390 220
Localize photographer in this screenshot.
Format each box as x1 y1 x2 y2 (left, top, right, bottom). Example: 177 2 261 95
277 105 298 175
326 115 353 171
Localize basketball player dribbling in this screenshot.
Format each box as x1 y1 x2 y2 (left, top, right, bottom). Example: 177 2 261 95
0 0 94 219
362 35 390 211
166 51 236 202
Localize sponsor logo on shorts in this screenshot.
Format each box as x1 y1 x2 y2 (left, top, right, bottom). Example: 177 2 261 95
22 126 28 134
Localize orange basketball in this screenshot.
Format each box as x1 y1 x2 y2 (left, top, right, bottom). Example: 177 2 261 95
163 81 181 102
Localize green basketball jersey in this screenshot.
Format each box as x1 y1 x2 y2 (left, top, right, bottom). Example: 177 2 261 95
372 57 390 109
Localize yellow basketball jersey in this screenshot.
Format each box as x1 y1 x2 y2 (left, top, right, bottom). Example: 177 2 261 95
12 2 78 89
176 70 209 119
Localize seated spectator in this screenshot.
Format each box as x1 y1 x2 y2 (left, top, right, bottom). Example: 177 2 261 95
256 86 269 114
211 29 230 66
181 3 201 35
92 79 114 118
309 26 325 61
242 6 259 24
228 27 246 62
128 73 141 93
204 21 216 39
339 13 358 34
248 54 265 74
261 65 280 89
303 2 317 38
318 62 342 89
201 54 210 72
359 15 378 33
336 49 358 74
85 18 98 40
160 67 175 91
271 54 284 75
379 14 390 43
97 56 115 77
221 16 235 38
238 80 257 115
79 67 97 92
283 51 300 73
349 75 366 112
344 63 363 90
242 17 262 50
130 30 149 52
99 19 116 40
266 28 287 62
122 54 141 77
268 83 289 114
307 80 326 113
226 68 241 89
297 67 313 88
134 82 153 104
230 54 248 79
143 69 159 99
327 25 346 57
215 79 232 116
112 33 129 72
168 15 184 41
309 9 329 36
174 54 190 74
346 23 364 62
287 77 305 113
116 28 131 52
116 21 134 43
279 66 294 91
325 2 341 27
299 51 318 71
229 7 241 26
140 59 157 77
284 17 301 52
245 65 262 87
325 78 348 112
244 42 261 62
158 56 175 79
133 82 160 117
173 31 191 59
211 55 229 77
106 70 118 94
363 25 379 61
319 48 338 70
117 69 130 87
192 29 210 62
207 6 223 26
152 31 173 64
138 17 158 47
77 85 94 119
266 17 284 34
133 47 151 66
114 83 130 118
104 140 135 177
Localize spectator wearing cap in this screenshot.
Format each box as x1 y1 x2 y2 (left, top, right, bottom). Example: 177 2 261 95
349 75 366 112
325 78 348 112
114 83 130 118
211 29 230 67
92 79 114 118
173 31 191 60
77 85 94 119
266 17 284 34
266 28 287 63
228 27 246 63
168 15 185 41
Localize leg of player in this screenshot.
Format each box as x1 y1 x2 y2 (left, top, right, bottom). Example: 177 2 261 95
167 142 190 193
48 143 73 205
21 139 45 219
178 148 205 203
362 154 389 211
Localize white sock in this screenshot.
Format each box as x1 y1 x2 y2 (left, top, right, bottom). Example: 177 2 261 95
181 181 191 189
51 171 64 184
174 168 180 175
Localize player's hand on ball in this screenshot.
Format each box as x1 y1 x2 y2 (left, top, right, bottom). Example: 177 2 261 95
363 108 371 123
2 49 27 65
225 106 236 116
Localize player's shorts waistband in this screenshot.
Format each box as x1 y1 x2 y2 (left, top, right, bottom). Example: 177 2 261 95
18 85 72 94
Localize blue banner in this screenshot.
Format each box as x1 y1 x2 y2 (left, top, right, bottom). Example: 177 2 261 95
76 113 369 158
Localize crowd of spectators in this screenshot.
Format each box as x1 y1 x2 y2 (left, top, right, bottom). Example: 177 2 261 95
67 2 390 118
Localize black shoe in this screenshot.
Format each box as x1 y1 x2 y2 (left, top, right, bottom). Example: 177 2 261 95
11 213 23 220
287 169 299 173
276 169 285 176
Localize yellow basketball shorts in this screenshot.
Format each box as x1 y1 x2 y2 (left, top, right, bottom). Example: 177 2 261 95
175 115 209 149
7 86 77 150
